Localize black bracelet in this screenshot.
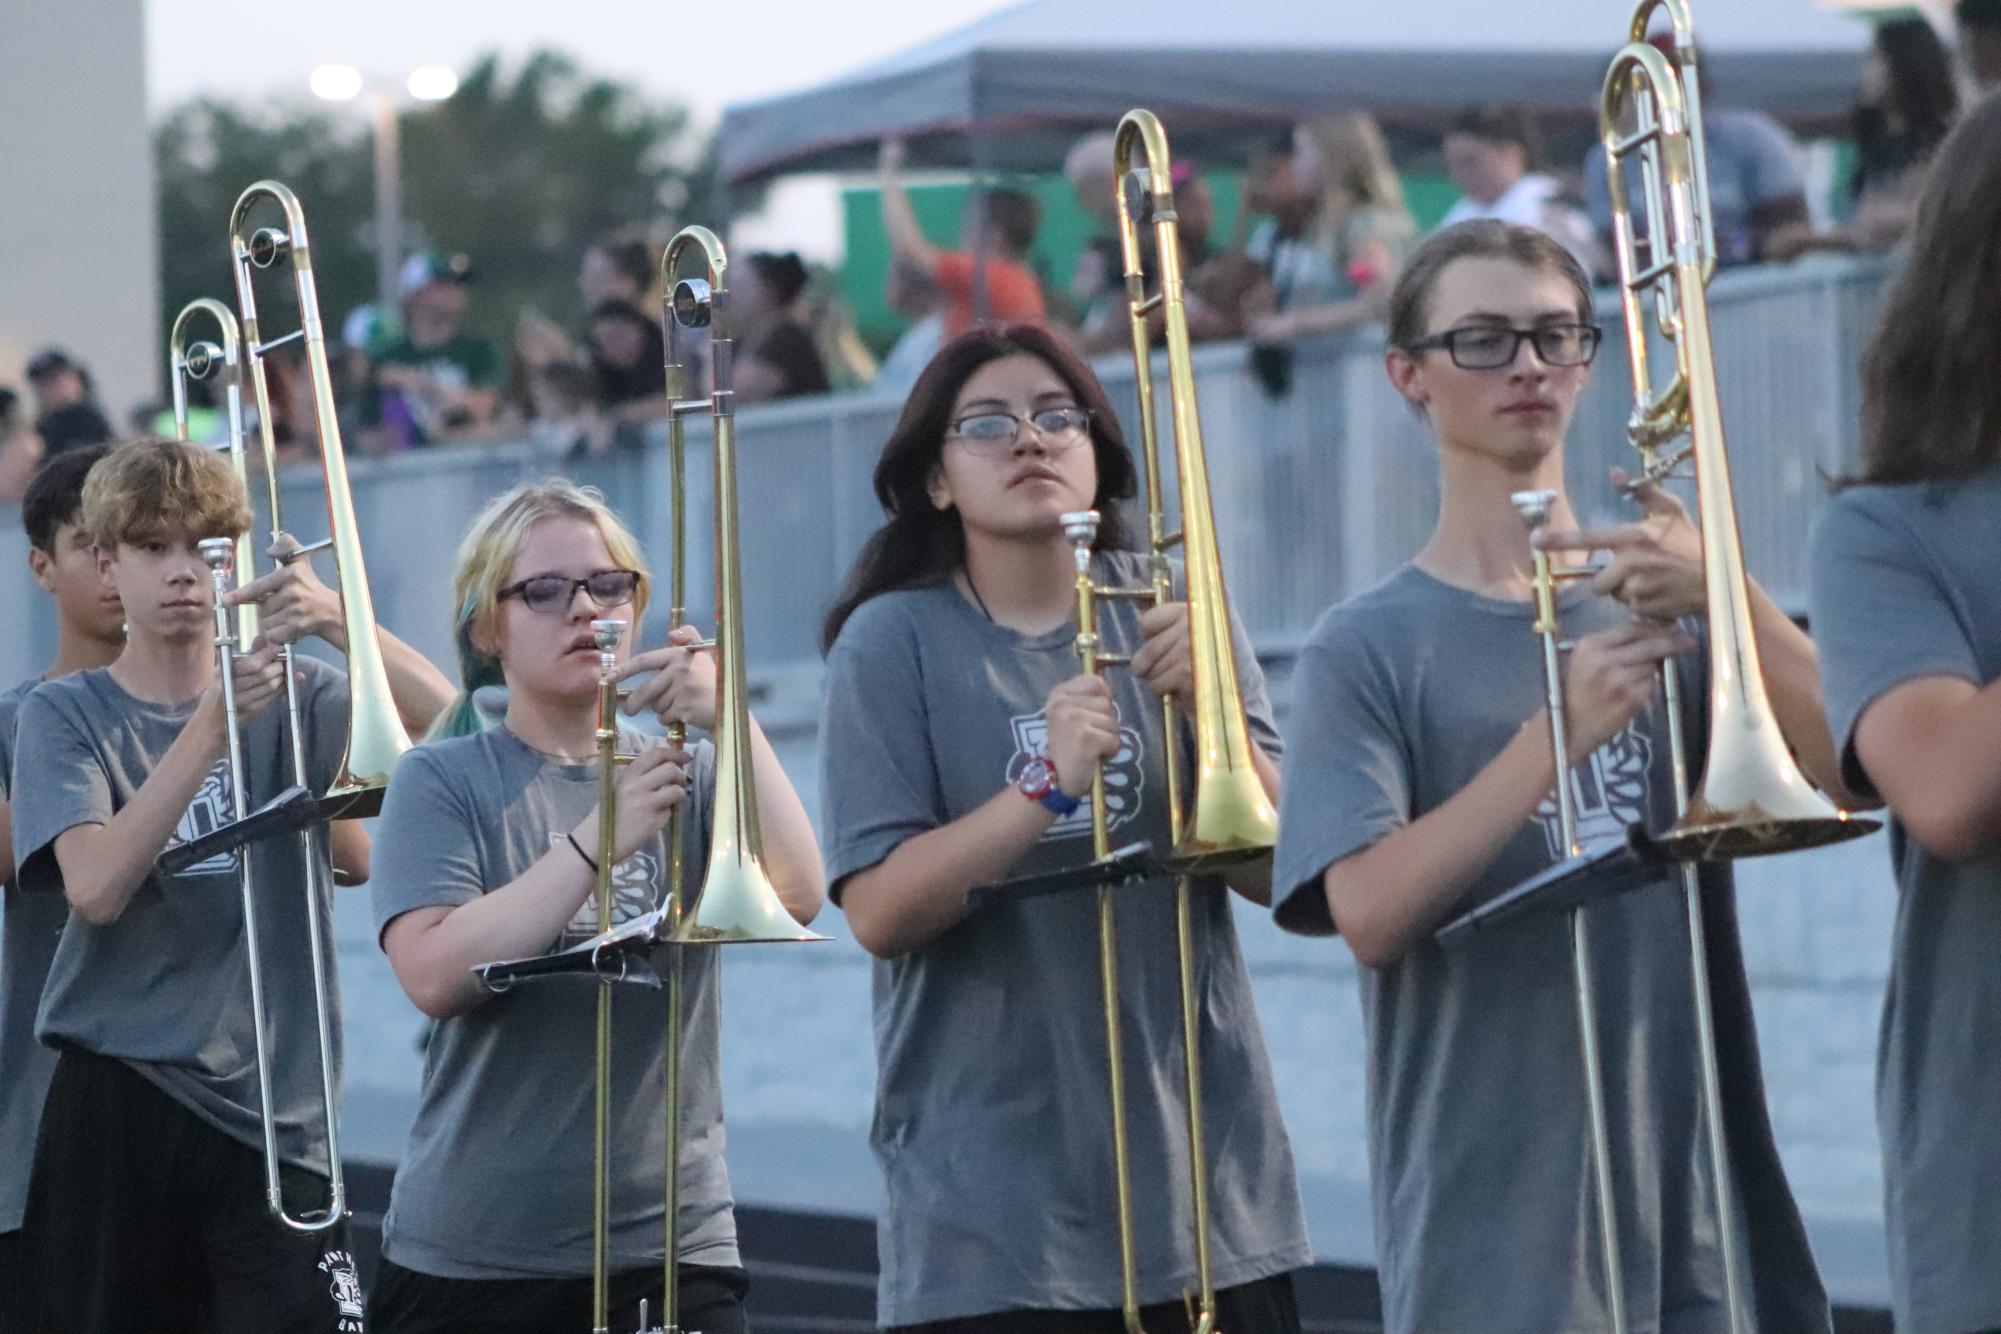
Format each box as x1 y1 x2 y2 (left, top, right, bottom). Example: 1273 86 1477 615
566 831 599 874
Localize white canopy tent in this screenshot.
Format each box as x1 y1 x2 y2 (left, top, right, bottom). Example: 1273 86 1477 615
718 0 1871 181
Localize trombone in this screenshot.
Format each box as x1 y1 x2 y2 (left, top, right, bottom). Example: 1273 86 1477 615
634 223 827 1334
162 181 416 878
1050 110 1276 1334
1502 5 1881 1326
169 298 256 652
229 180 412 826
474 225 823 1334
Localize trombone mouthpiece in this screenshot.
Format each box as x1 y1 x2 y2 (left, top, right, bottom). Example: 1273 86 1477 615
1060 510 1101 550
591 619 624 653
1510 490 1557 531
198 537 236 572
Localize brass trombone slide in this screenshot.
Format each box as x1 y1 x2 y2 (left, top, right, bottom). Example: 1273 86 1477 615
970 109 1274 1334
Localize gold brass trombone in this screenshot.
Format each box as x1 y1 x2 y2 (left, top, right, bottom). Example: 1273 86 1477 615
169 298 256 652
1483 7 1880 1327
229 179 412 824
1601 17 1874 860
1027 110 1276 1334
633 223 827 1334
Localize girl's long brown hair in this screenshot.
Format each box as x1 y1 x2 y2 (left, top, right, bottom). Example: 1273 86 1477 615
1854 92 2001 487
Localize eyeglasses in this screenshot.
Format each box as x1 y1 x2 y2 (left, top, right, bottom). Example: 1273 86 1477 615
946 406 1093 455
1405 323 1603 371
498 569 640 615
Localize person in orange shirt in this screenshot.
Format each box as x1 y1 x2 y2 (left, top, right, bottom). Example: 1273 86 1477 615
880 138 1046 339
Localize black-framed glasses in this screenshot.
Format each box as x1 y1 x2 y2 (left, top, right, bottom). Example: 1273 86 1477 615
946 406 1093 454
498 569 640 615
1406 323 1603 371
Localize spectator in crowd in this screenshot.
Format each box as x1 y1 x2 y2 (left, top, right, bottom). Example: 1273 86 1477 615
373 250 503 446
0 387 41 503
24 348 114 459
579 232 657 311
732 251 831 404
1073 154 1242 354
1246 113 1418 344
873 261 947 397
1959 0 2001 88
585 299 669 422
1439 107 1605 279
1060 130 1124 328
1850 19 1961 241
1583 40 1812 267
879 138 1047 339
1775 17 1962 257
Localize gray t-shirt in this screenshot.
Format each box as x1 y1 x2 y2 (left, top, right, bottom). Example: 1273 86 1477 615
820 551 1313 1326
1272 564 1827 1334
368 725 738 1280
1808 469 2001 1334
10 659 349 1174
0 674 59 1233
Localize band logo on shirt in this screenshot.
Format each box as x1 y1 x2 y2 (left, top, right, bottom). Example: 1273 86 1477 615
161 759 240 878
554 839 661 944
1006 708 1145 841
318 1248 366 1331
1533 721 1655 859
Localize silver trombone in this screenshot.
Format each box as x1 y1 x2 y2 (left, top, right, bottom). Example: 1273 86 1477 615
169 298 256 653
193 533 346 1233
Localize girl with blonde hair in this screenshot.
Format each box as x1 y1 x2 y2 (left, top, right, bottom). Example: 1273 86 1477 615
1247 112 1419 346
366 477 824 1333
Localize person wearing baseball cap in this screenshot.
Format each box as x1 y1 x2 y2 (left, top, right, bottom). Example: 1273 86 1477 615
371 250 502 446
24 349 114 460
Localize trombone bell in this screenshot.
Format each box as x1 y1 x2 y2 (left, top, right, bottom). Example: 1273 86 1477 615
668 852 823 944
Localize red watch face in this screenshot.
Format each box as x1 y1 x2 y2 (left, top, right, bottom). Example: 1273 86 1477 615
1018 756 1058 800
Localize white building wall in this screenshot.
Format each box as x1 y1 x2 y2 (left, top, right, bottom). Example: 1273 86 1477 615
0 1 159 422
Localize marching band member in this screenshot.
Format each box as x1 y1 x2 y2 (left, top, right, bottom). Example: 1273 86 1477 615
1809 93 2001 1334
11 436 448 1332
365 478 822 1333
817 324 1311 1331
1269 221 1840 1333
0 446 123 1325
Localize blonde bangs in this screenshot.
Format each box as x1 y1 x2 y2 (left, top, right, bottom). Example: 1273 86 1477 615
452 478 653 653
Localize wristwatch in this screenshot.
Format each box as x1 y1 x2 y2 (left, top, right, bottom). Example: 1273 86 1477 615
1016 756 1082 817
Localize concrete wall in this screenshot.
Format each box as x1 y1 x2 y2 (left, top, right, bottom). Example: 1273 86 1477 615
0 1 160 422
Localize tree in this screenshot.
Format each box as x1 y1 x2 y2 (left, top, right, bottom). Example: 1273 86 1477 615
154 49 734 370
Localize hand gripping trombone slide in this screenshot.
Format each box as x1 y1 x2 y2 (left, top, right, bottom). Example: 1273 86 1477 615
473 226 823 1334
1441 7 1879 1331
968 109 1275 1334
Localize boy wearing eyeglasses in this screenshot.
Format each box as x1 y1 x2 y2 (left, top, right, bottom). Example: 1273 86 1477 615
10 436 450 1332
1269 223 1843 1334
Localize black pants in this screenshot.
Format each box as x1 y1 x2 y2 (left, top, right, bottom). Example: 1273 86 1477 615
368 1258 749 1334
18 1048 366 1334
892 1272 1300 1334
0 1228 23 1332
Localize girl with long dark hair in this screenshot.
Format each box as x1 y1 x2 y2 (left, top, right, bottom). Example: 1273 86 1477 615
818 324 1310 1331
1808 93 2001 1334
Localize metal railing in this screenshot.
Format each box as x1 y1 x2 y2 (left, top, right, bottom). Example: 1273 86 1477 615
0 253 1889 687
